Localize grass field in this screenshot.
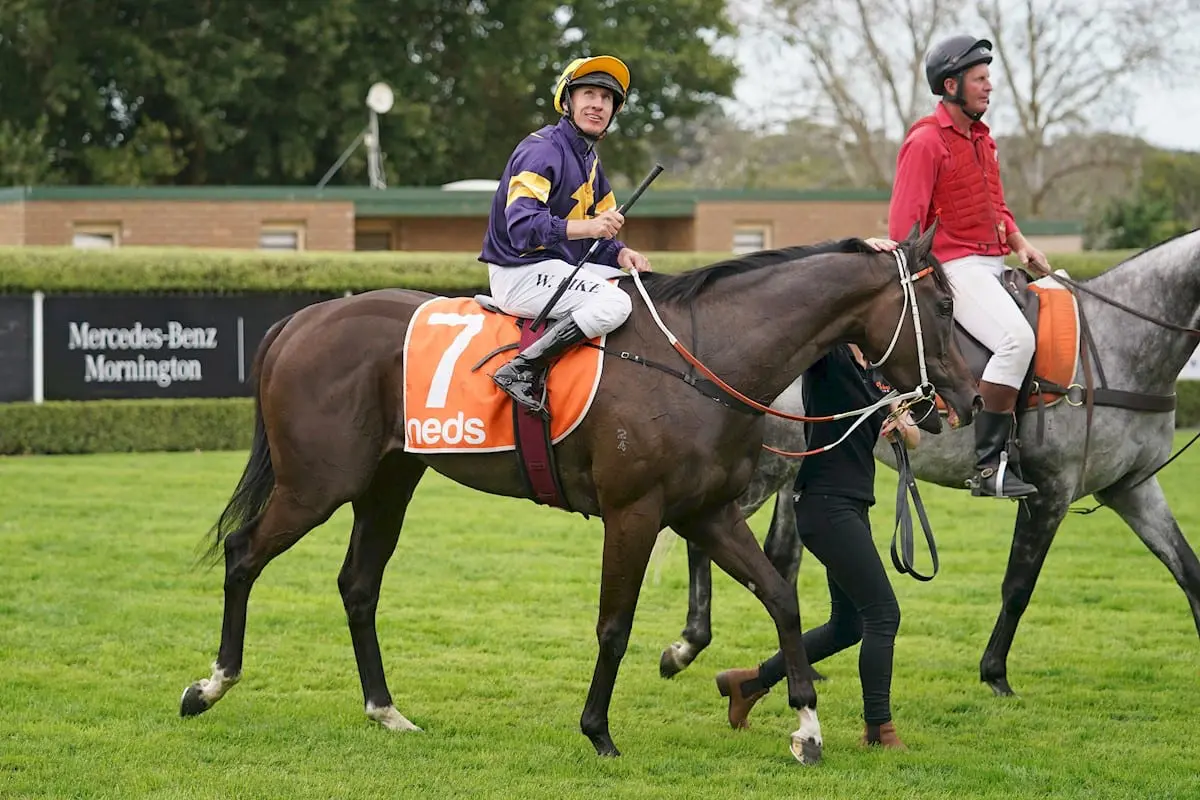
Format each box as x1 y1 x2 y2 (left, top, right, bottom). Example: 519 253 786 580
2 439 1199 799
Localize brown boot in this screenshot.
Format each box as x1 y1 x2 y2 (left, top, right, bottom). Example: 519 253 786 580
861 720 907 750
715 667 768 729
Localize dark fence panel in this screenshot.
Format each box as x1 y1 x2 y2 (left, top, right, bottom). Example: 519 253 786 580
0 295 32 402
41 293 338 400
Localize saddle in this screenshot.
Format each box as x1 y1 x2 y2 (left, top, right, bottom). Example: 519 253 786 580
943 269 1175 441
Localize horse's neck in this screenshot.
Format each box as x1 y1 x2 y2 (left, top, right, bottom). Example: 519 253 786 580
686 261 882 404
1086 233 1200 389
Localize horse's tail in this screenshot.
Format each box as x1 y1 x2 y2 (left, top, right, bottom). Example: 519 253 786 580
201 313 294 565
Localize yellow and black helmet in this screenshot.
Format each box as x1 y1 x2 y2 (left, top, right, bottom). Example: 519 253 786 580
552 55 631 116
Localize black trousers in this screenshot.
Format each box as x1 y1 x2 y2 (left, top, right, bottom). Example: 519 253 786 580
758 491 901 725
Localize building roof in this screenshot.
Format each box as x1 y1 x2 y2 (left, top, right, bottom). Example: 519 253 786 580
0 185 1082 233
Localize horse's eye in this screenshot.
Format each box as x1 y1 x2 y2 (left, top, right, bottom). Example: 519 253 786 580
937 299 953 316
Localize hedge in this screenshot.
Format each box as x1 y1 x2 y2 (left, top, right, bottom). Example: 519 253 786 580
0 398 254 455
0 246 1140 294
2 387 1197 455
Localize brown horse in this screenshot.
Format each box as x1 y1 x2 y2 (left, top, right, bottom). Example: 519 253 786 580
179 224 978 763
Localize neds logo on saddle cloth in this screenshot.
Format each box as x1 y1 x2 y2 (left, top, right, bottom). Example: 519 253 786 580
402 297 605 453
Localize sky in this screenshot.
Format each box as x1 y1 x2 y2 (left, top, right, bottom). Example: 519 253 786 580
723 6 1200 153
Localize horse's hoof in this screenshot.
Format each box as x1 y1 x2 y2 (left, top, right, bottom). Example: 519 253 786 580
659 643 688 679
180 684 210 717
986 676 1016 697
587 731 621 757
789 734 822 765
659 641 698 679
366 703 423 732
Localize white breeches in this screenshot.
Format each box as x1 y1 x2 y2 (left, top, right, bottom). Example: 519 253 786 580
943 254 1036 389
486 259 631 339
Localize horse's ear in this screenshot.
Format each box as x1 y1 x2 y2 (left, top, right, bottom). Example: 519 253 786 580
905 221 921 243
913 218 938 261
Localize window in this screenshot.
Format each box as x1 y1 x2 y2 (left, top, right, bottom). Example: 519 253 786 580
259 223 305 251
732 224 771 254
73 223 121 249
355 231 393 251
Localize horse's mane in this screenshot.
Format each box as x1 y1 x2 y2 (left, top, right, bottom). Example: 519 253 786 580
637 238 881 305
1113 225 1200 268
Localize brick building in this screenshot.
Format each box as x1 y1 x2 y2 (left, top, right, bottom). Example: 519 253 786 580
0 185 1083 254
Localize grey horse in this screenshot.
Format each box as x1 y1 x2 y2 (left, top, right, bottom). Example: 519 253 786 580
661 229 1200 697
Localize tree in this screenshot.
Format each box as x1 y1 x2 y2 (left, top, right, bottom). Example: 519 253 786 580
0 0 738 187
747 0 1199 211
1087 150 1200 248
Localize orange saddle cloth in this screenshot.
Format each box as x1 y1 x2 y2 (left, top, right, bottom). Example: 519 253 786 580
402 296 605 454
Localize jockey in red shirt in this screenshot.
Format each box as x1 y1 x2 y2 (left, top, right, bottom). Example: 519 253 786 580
889 34 1051 499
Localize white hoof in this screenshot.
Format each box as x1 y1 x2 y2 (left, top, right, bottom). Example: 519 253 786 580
789 707 823 765
199 664 240 704
366 703 423 732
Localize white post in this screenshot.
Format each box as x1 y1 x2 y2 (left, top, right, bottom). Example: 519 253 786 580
32 291 44 404
367 109 386 189
237 316 245 383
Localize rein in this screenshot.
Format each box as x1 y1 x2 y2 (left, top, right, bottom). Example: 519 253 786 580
1036 268 1200 338
889 437 939 580
628 251 939 440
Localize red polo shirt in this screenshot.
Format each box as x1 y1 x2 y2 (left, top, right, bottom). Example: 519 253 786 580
888 103 1019 262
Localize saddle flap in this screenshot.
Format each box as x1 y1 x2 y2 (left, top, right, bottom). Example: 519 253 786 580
402 296 605 454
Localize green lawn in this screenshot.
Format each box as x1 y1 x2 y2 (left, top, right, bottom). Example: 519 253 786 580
1 440 1198 799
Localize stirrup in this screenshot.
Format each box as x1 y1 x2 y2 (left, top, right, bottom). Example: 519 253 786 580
493 372 549 417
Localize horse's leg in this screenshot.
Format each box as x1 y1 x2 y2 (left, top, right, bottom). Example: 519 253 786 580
338 453 428 732
658 540 713 678
660 488 807 678
979 491 1071 697
1096 477 1200 640
181 486 341 716
579 494 663 757
675 503 822 765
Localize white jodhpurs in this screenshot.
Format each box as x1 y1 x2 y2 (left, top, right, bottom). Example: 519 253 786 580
486 259 632 339
942 254 1036 390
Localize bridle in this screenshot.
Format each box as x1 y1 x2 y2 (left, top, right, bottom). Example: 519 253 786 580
629 248 943 458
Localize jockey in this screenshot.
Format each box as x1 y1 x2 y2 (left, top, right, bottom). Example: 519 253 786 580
479 55 652 413
888 34 1049 499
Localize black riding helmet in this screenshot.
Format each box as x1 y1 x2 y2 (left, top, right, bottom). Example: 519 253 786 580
925 35 993 120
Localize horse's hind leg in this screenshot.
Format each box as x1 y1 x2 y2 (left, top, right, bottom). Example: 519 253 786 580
660 489 805 678
979 490 1070 697
659 540 714 678
181 486 341 716
1096 477 1200 640
338 453 427 732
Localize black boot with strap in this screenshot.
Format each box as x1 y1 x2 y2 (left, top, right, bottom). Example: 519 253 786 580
492 316 588 414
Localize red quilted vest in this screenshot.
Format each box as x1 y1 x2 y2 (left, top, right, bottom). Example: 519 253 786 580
908 114 1011 257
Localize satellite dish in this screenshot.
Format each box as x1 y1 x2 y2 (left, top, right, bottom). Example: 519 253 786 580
366 82 394 114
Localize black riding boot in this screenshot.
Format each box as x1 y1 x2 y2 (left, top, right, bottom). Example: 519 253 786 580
492 316 588 414
970 410 1038 498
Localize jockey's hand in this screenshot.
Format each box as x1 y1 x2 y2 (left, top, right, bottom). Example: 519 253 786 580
618 247 652 272
1015 242 1051 276
590 210 625 239
863 237 899 251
